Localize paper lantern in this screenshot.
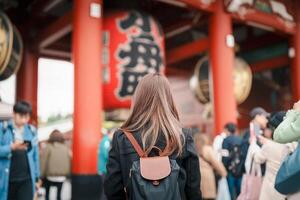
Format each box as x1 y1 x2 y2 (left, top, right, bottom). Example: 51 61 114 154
103 11 165 110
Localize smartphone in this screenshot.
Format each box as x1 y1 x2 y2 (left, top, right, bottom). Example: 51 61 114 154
23 140 32 150
253 123 262 136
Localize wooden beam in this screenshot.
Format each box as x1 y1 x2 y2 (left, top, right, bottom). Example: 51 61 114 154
176 0 215 12
164 19 193 38
39 48 71 60
231 10 296 35
30 0 53 15
36 11 72 50
291 0 300 101
165 66 191 76
31 0 66 14
39 55 71 62
47 42 71 52
157 0 215 12
43 0 66 12
251 55 289 73
164 16 207 39
167 38 209 65
173 0 295 35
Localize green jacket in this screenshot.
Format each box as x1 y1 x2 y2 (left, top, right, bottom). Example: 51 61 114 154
274 110 300 143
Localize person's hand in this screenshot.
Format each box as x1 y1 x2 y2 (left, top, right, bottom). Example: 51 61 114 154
293 100 300 112
35 179 42 190
258 135 268 145
11 142 27 151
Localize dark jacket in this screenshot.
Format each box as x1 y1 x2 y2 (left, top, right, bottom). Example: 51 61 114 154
104 128 202 200
241 130 250 162
222 134 242 170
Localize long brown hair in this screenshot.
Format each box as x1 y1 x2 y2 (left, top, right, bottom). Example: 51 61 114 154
121 73 184 156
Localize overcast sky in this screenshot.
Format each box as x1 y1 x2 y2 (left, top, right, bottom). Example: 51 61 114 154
0 58 74 121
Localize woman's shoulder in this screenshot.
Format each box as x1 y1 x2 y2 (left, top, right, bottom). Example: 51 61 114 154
182 128 193 140
113 128 124 136
111 128 137 148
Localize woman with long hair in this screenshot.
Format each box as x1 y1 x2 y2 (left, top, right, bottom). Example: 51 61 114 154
104 73 202 199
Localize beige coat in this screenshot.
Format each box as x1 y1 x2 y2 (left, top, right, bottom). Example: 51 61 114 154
40 142 71 177
254 140 287 200
199 145 227 199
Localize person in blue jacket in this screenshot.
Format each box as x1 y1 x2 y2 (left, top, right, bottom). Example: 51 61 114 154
0 101 40 200
98 128 114 200
98 128 113 175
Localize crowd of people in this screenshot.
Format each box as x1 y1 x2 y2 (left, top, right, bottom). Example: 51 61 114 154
0 101 72 200
0 100 119 200
2 73 300 200
199 105 300 200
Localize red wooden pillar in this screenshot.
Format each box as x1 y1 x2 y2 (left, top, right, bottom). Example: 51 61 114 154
16 49 38 126
291 1 300 101
209 0 237 135
72 0 103 198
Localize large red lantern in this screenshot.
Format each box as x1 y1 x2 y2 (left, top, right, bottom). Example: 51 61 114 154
103 11 165 110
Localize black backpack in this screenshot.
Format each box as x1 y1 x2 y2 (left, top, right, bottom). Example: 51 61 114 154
123 130 182 200
227 144 244 177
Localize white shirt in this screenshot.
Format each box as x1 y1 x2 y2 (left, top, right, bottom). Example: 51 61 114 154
47 176 66 182
13 125 24 142
213 132 227 161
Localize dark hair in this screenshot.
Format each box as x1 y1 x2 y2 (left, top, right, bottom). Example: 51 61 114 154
268 111 286 131
224 122 236 134
13 101 32 115
48 130 65 143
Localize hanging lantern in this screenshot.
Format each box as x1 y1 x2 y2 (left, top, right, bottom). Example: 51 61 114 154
191 56 252 104
102 10 165 110
0 11 23 81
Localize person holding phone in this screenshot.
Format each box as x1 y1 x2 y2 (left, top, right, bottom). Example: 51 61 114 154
0 101 40 200
240 107 270 174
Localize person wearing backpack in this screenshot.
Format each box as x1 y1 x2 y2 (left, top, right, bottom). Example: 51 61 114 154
0 101 40 200
104 73 202 200
221 123 242 200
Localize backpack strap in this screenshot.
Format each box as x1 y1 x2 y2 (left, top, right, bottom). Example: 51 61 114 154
123 130 147 158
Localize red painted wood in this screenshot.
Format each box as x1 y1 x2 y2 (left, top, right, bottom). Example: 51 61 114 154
72 0 103 174
291 1 300 101
16 49 38 126
176 0 216 12
209 0 237 135
37 11 72 49
167 38 209 65
231 11 295 35
251 55 289 73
